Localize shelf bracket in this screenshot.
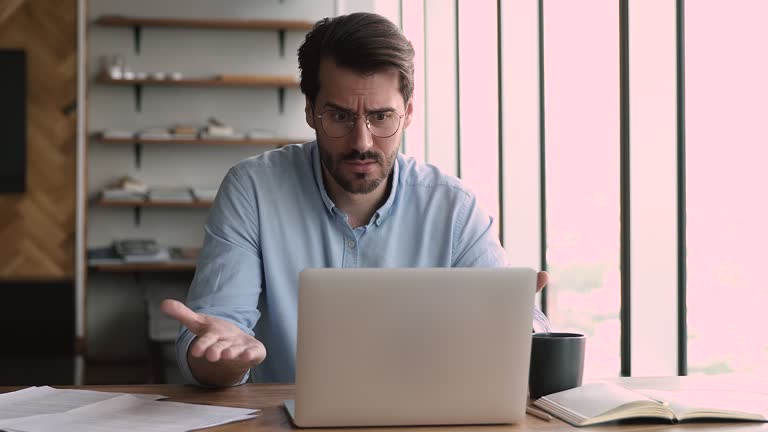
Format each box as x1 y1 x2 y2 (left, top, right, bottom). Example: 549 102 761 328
133 206 142 226
133 142 143 170
133 25 142 54
277 29 286 57
133 84 143 112
278 87 285 114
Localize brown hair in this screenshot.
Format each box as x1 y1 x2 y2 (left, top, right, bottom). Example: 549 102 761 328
297 12 415 106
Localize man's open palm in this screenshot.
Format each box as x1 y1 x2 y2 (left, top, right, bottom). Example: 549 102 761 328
160 299 266 370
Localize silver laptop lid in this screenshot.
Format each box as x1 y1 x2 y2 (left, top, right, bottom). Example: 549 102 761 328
291 267 536 427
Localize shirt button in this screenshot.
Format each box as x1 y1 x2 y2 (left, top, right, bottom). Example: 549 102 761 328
347 240 356 249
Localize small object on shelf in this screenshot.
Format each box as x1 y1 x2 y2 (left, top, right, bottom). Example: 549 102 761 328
205 117 238 138
150 72 167 80
100 175 148 201
87 246 123 265
102 54 125 79
134 71 148 80
191 187 218 202
170 71 183 80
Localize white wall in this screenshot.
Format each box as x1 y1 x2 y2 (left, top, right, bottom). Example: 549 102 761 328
83 0 389 362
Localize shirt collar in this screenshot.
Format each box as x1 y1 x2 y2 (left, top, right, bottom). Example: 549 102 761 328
310 141 401 226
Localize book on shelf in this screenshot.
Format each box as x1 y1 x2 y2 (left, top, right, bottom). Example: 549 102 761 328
100 189 146 201
101 129 135 139
148 187 194 202
138 127 173 140
122 248 171 263
171 124 199 139
199 132 245 140
88 243 201 267
114 239 159 256
114 239 170 263
169 132 198 140
245 129 276 139
532 382 768 427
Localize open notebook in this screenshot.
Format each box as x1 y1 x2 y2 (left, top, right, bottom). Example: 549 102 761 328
533 383 768 427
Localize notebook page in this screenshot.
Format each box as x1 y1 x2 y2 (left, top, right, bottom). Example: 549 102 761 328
538 383 659 419
637 388 768 420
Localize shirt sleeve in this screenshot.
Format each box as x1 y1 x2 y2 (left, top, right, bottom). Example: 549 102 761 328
451 191 552 333
175 167 264 386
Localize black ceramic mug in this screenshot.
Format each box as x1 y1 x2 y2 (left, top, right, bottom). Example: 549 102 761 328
528 332 586 399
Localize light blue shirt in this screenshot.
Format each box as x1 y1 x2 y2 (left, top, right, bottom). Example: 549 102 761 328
176 141 549 384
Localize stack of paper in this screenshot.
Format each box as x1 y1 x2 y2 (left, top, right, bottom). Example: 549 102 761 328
0 386 258 432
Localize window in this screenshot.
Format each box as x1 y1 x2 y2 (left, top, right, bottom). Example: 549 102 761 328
543 0 621 378
685 0 768 374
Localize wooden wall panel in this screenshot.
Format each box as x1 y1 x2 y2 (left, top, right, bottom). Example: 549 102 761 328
0 0 77 279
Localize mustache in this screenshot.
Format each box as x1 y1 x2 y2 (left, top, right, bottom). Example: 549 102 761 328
341 150 382 163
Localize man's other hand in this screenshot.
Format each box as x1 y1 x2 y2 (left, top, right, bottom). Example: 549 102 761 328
537 271 548 293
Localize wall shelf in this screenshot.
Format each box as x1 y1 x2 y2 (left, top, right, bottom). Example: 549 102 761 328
90 262 196 272
93 134 304 147
95 199 213 208
92 134 306 169
96 75 299 87
96 75 299 113
94 199 213 226
94 15 314 30
94 15 314 56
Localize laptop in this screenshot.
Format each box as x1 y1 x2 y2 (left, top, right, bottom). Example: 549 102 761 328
284 267 536 427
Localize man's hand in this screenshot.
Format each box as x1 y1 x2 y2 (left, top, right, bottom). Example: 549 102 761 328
537 271 548 293
160 299 266 386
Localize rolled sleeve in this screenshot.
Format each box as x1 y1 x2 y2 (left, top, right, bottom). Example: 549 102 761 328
175 168 265 386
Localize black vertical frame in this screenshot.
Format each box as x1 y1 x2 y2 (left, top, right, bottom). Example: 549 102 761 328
676 0 688 376
619 0 632 377
455 0 462 178
538 0 549 315
496 0 505 244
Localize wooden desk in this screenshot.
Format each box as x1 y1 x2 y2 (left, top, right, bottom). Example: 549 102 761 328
2 377 767 431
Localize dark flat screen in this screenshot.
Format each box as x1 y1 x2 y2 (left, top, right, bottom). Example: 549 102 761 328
0 50 27 193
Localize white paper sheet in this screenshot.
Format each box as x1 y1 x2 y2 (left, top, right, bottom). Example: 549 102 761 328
0 394 259 432
0 386 166 420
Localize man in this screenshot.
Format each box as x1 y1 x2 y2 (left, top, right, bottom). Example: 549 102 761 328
161 12 550 387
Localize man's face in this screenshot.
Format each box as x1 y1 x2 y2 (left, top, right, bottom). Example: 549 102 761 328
305 58 413 195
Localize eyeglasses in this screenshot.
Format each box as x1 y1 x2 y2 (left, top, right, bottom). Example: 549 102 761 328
316 108 405 138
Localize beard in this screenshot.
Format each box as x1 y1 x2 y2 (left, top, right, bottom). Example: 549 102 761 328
317 137 398 195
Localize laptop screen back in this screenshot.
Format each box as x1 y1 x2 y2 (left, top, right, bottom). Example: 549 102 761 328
291 267 536 427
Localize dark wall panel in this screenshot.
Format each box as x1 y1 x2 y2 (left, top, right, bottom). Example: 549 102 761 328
0 50 26 194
